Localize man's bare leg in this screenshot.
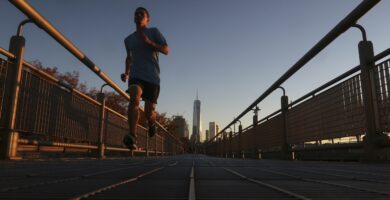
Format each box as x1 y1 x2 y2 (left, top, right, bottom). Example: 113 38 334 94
145 100 157 137
124 85 142 149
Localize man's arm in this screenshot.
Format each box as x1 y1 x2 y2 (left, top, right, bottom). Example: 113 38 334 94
150 42 169 55
121 54 132 82
140 32 169 55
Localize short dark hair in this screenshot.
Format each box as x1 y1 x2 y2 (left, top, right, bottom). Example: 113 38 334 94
135 7 149 18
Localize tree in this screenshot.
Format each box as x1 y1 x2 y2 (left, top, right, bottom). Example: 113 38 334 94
85 87 128 116
156 112 176 133
30 60 87 92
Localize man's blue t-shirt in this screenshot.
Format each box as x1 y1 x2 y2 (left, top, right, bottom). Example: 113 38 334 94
124 27 167 86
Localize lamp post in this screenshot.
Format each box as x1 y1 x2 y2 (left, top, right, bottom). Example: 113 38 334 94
251 106 260 158
353 24 390 161
97 84 109 159
278 86 292 160
236 119 244 159
0 19 32 160
252 106 260 126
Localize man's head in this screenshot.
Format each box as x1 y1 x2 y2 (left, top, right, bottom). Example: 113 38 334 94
134 7 150 27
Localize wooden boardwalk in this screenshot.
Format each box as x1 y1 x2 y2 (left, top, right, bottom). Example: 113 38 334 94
1 155 390 199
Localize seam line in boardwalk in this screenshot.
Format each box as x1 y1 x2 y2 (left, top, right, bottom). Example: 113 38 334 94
284 167 390 184
249 166 390 196
0 165 138 192
70 166 164 200
188 160 196 200
222 167 311 200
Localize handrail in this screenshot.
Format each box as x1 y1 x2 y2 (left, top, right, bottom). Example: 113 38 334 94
209 0 381 142
372 48 390 63
9 0 127 98
8 0 181 145
0 47 15 59
290 48 390 108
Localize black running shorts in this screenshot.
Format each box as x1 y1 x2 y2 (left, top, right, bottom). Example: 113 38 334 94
128 78 160 104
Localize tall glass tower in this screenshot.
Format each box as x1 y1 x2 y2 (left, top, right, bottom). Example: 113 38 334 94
192 92 201 143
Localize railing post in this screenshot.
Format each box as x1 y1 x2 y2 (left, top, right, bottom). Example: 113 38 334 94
0 27 28 159
155 134 158 156
161 135 164 157
218 137 222 157
359 39 390 160
238 124 244 159
229 131 232 158
251 107 260 159
97 91 106 159
222 132 226 158
279 87 292 160
146 133 149 157
220 133 225 158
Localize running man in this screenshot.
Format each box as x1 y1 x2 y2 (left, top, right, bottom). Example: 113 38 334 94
121 7 169 150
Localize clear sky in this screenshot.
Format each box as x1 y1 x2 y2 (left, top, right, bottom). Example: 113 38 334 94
1 0 390 140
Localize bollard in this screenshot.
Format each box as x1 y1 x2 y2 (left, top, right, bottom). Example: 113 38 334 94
258 149 262 159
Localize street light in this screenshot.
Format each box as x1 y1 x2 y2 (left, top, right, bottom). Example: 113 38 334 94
237 119 242 135
97 83 109 159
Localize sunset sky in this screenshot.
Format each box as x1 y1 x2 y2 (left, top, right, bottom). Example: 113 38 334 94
1 0 389 139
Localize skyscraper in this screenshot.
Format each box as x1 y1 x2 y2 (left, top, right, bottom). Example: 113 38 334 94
209 122 216 141
192 93 201 143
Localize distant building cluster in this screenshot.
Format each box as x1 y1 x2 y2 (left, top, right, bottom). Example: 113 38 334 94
209 122 216 141
172 115 189 139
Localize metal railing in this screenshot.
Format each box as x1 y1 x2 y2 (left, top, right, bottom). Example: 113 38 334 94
206 0 390 161
0 53 182 157
210 0 381 141
286 73 365 144
375 59 390 132
209 50 390 159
